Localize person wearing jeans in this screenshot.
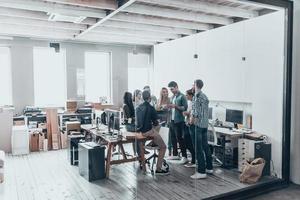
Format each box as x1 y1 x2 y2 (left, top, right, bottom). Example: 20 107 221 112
190 79 213 179
183 89 196 168
167 81 188 164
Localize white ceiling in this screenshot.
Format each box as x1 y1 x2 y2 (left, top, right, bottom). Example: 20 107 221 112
0 0 281 46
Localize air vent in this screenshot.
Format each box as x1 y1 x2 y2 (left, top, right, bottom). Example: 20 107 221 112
48 13 86 24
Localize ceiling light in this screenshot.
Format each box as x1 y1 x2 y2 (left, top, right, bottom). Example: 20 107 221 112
48 13 86 24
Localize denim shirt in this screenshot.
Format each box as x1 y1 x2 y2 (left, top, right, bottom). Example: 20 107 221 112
170 91 188 124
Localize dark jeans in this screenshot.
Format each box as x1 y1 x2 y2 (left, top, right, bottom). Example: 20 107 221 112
190 126 213 174
184 124 195 163
170 121 187 158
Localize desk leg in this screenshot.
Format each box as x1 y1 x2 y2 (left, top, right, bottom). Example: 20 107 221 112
119 144 127 160
106 143 113 178
139 141 146 173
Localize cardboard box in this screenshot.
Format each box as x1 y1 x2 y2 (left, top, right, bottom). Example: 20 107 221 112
66 121 81 134
30 133 39 152
66 100 77 112
93 103 114 111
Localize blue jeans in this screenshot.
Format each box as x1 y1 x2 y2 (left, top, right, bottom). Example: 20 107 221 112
190 126 213 174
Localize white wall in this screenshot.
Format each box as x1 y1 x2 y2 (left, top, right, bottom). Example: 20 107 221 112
153 11 285 177
0 38 151 115
291 0 300 184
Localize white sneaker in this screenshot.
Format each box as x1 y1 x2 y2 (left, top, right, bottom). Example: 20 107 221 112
190 172 207 179
178 157 188 164
206 169 214 174
167 156 180 160
184 163 196 168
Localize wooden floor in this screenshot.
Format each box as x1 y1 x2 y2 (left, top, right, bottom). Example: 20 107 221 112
0 149 277 200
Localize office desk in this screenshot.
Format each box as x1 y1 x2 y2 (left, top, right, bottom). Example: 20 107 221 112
214 127 244 137
209 126 245 169
81 124 152 178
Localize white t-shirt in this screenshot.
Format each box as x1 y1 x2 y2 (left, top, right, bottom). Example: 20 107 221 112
185 100 192 123
171 96 176 120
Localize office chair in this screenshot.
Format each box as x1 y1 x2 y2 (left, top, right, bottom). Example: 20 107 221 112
144 126 169 175
208 123 223 167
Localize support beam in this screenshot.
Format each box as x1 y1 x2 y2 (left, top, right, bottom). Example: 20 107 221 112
82 33 157 45
42 0 118 10
102 20 197 35
112 13 214 30
0 7 97 25
0 24 75 39
0 0 107 18
122 3 234 25
137 0 258 18
91 27 179 41
0 16 88 31
76 0 137 38
78 37 154 46
87 32 168 43
225 0 282 11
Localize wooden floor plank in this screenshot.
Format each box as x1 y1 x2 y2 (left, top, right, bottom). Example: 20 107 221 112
1 150 279 200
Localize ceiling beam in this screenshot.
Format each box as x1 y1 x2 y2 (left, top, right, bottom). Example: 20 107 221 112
137 0 258 18
112 13 214 30
0 16 88 31
78 37 154 46
82 33 158 45
0 24 76 40
122 3 234 25
76 0 137 38
91 27 180 40
0 0 107 18
42 0 118 10
225 0 282 11
0 7 97 25
102 20 197 35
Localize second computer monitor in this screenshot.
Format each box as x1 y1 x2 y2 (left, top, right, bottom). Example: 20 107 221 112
225 109 243 125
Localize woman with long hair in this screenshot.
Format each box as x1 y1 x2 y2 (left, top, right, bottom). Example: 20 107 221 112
123 92 135 131
156 87 170 111
133 89 143 108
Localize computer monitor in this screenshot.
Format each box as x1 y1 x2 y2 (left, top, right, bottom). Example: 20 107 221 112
105 109 121 133
208 107 213 120
225 109 243 125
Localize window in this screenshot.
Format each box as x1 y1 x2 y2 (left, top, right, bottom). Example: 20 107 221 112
85 51 111 103
76 68 85 97
33 47 66 107
0 47 12 106
128 53 152 93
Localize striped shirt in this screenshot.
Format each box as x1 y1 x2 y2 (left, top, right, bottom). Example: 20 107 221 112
191 91 209 128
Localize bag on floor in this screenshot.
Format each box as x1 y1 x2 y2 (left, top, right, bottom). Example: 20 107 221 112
239 158 265 184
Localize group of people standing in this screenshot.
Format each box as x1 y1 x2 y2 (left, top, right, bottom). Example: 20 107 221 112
122 80 213 179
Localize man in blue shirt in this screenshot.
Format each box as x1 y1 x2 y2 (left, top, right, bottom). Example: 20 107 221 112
190 79 213 179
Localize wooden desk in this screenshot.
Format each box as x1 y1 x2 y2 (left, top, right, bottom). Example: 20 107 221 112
81 125 152 178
